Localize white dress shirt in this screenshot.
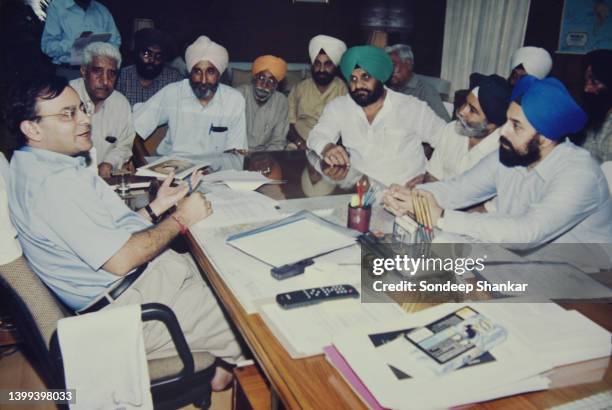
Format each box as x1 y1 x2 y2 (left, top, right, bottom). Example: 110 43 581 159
133 79 247 157
70 78 134 170
421 141 612 247
307 88 445 186
427 122 501 180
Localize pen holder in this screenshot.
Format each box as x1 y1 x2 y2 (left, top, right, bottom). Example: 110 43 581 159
347 205 372 233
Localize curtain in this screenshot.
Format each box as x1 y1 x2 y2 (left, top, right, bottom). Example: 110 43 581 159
441 0 531 100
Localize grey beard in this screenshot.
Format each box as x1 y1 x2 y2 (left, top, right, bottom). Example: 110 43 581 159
254 87 272 102
455 116 489 138
190 80 219 100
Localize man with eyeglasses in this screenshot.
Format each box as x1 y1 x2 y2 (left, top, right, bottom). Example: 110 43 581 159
117 28 183 107
236 55 289 151
287 34 348 150
69 42 134 178
134 36 247 157
6 74 243 390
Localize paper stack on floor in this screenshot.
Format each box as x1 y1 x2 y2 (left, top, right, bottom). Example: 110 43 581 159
326 302 611 409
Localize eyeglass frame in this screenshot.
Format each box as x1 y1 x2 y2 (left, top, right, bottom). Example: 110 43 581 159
33 102 90 123
254 73 279 88
140 48 164 63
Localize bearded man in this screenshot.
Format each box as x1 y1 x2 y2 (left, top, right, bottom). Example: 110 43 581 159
134 36 247 157
306 45 445 186
116 28 183 107
287 34 348 149
237 55 289 151
424 73 511 183
384 75 612 249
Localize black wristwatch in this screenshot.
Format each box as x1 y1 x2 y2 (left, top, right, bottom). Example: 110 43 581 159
144 204 160 224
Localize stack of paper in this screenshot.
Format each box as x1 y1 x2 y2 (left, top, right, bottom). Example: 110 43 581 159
193 188 282 229
258 299 408 358
202 170 282 191
226 211 358 268
327 302 611 409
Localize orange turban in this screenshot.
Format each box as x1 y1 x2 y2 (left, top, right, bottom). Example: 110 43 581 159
252 55 288 82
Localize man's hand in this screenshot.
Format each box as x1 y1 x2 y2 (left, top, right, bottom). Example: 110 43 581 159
383 184 414 216
122 161 136 173
174 192 213 226
322 163 349 181
287 124 307 150
322 143 349 167
405 173 425 189
149 171 203 216
98 162 113 178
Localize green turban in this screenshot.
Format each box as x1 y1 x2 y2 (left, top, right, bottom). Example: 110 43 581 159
339 45 393 83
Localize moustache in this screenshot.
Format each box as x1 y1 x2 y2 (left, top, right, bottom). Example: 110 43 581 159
499 136 513 149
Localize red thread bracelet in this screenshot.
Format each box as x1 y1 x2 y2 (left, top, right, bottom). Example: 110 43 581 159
171 215 188 235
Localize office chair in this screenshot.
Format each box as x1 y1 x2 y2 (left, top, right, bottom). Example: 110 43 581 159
0 256 217 409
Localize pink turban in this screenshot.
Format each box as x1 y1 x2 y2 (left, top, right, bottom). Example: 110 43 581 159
185 36 229 74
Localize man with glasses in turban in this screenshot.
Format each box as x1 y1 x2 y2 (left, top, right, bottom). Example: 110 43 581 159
134 36 247 157
307 45 446 186
237 55 289 151
385 76 612 249
287 35 348 150
117 28 183 107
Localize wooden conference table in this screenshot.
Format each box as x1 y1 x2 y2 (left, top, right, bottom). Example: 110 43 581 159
181 150 612 409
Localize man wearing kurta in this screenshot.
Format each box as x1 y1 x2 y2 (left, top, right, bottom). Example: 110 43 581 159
133 36 247 157
69 42 134 178
287 35 348 149
307 45 445 186
425 73 511 183
237 55 289 151
385 76 612 250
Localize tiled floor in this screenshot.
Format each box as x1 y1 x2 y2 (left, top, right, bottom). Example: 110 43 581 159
0 347 232 410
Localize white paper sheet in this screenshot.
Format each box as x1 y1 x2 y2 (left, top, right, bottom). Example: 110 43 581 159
202 170 281 190
259 300 408 358
227 218 356 268
193 190 282 229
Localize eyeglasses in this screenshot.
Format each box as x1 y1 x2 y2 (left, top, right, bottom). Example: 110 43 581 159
141 49 163 62
255 74 278 88
35 103 90 122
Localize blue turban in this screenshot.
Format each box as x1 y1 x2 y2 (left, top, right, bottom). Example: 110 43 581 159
511 75 587 140
339 45 393 83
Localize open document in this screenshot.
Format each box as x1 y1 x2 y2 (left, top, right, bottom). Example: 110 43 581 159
226 211 358 267
193 189 282 229
136 156 209 180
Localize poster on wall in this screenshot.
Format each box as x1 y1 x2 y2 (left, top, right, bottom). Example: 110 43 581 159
558 0 612 54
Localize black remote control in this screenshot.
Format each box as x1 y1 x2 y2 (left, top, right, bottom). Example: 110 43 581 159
276 284 359 309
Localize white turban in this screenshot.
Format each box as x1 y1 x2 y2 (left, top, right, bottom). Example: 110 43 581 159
308 35 347 66
185 36 229 74
510 46 552 80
